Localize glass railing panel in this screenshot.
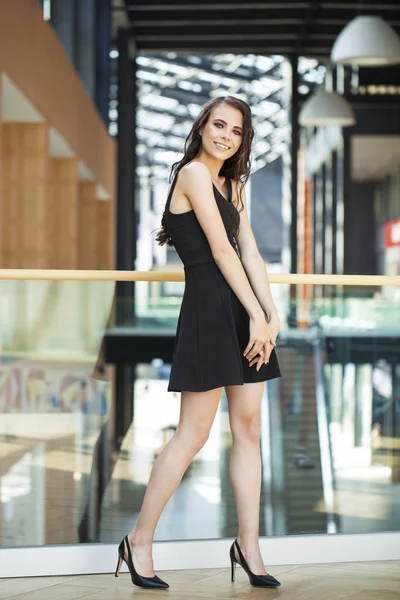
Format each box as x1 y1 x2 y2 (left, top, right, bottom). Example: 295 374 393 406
0 279 115 547
105 282 400 541
1 278 399 549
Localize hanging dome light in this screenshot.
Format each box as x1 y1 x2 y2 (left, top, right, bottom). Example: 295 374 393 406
299 89 355 127
331 16 400 66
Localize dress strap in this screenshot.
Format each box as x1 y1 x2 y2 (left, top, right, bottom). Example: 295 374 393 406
227 178 232 203
166 171 179 210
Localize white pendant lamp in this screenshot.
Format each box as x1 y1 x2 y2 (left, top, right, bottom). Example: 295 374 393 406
299 89 355 127
331 16 400 67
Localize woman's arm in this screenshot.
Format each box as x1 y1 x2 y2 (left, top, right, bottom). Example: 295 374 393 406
241 253 280 332
179 163 264 320
235 182 280 334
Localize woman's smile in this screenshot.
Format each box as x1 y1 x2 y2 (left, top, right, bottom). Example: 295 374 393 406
214 141 231 151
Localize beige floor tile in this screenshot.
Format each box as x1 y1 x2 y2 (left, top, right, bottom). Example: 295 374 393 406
67 574 135 590
327 560 400 574
65 593 145 600
0 584 103 600
344 591 400 600
0 577 78 600
1 562 399 600
80 593 213 600
288 564 400 583
182 566 286 588
167 568 227 576
277 569 400 599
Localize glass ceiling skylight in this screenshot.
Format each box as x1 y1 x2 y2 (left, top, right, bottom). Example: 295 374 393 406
109 51 325 179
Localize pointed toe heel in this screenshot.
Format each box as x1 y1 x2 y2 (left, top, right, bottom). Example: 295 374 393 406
229 538 281 588
115 535 169 589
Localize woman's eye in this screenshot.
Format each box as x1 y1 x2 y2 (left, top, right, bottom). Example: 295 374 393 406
214 122 242 135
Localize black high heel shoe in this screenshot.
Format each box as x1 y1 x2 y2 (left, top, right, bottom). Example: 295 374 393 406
229 538 281 588
115 535 169 589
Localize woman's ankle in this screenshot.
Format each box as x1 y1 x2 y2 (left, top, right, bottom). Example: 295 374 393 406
128 527 153 548
237 535 260 553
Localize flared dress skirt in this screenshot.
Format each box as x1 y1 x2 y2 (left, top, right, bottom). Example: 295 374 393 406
167 260 281 393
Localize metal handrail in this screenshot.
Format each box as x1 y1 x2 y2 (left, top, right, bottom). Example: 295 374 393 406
0 269 399 285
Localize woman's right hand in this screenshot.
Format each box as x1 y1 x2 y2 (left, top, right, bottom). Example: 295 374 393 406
243 312 274 372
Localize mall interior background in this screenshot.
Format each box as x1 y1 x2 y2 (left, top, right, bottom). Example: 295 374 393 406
0 0 399 566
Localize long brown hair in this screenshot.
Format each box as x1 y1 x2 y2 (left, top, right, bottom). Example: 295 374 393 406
155 96 255 247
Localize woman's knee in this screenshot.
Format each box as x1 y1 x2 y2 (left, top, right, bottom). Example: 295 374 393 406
231 413 261 443
174 424 210 454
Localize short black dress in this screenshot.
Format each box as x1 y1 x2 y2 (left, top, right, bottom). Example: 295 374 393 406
164 173 281 393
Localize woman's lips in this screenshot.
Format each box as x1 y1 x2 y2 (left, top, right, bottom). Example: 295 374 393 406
214 141 230 150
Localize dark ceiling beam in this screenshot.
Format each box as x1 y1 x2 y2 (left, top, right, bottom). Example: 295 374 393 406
136 33 311 42
122 8 308 20
132 17 400 27
133 25 342 37
135 41 333 55
133 19 304 28
119 7 400 21
135 33 338 43
122 2 311 11
320 2 400 10
295 0 318 55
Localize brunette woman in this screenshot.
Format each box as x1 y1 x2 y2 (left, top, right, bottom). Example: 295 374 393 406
115 96 281 589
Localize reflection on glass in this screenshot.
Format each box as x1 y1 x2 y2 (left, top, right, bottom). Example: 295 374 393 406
0 280 114 547
1 281 399 547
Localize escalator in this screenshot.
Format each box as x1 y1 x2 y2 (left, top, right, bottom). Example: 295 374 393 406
267 328 337 536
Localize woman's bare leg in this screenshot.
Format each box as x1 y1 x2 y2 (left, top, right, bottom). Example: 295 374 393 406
226 381 268 575
126 387 222 576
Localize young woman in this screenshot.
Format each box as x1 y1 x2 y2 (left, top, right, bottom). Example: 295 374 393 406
115 96 282 589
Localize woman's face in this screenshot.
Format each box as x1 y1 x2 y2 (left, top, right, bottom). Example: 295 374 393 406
200 103 243 162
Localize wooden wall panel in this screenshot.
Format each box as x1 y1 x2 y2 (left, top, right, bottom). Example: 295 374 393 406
0 0 116 199
78 182 97 269
48 158 78 269
2 122 49 268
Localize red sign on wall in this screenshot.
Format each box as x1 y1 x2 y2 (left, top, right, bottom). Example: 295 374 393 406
384 217 400 248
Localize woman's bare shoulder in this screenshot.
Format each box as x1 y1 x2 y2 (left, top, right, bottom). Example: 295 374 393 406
180 161 210 185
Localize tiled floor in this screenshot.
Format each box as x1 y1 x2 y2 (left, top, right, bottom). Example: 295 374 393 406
0 561 399 599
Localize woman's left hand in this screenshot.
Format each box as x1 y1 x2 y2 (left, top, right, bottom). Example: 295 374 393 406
248 316 280 371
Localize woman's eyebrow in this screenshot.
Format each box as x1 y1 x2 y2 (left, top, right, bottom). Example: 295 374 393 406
213 118 243 131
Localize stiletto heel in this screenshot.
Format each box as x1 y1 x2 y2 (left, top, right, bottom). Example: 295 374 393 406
230 556 236 582
229 538 281 588
114 556 123 577
115 535 169 589
229 542 236 582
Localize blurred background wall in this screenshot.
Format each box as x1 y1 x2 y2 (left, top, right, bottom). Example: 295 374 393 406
0 0 116 270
